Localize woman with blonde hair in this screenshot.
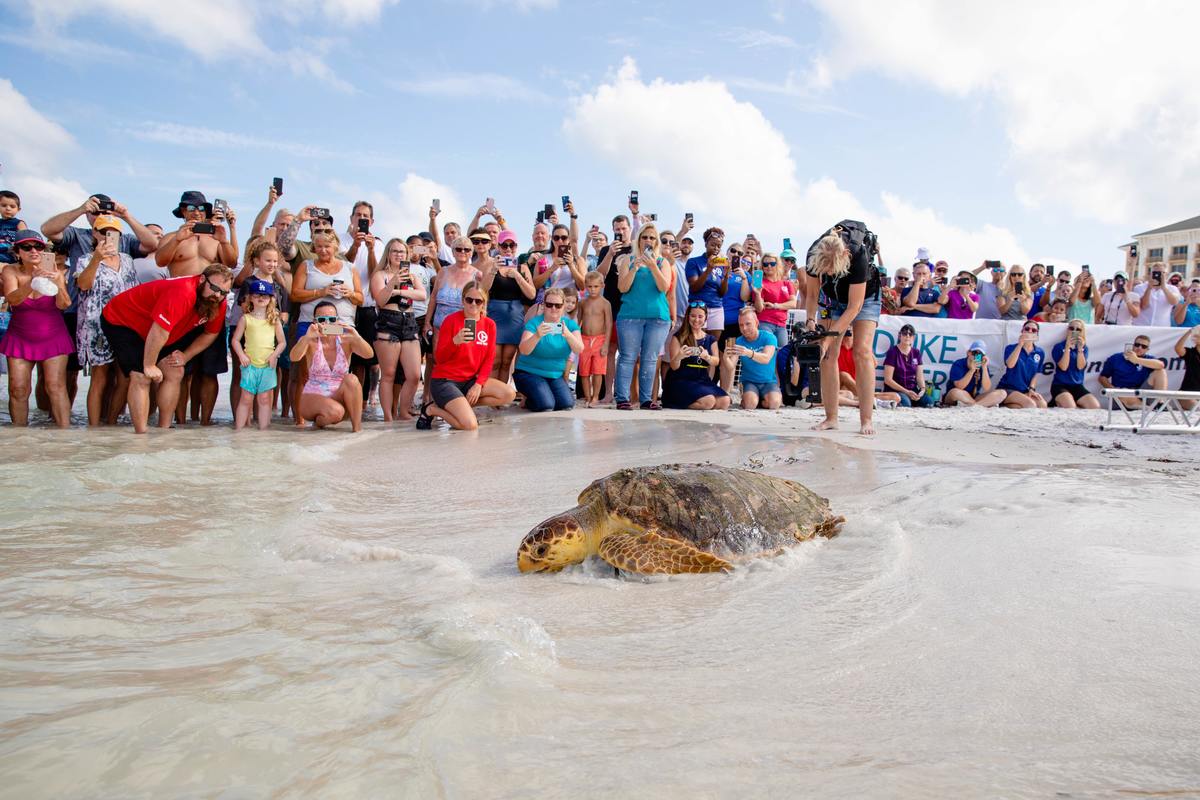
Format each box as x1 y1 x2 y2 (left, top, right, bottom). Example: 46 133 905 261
803 221 882 435
370 238 426 422
613 223 672 409
996 264 1033 320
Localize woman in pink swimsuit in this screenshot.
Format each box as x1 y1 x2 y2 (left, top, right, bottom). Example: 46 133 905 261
1 231 73 427
289 301 374 431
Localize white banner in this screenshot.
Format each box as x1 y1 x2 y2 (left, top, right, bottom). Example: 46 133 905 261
792 312 1192 396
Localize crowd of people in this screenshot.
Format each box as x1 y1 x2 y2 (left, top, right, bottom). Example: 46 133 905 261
0 185 1198 435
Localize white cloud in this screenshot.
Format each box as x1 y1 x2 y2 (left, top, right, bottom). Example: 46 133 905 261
391 73 552 103
0 80 87 225
720 27 798 49
124 122 407 168
805 0 1200 227
329 173 469 245
563 59 1030 268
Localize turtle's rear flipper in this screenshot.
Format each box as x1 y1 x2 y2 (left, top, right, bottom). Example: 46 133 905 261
813 515 846 540
598 529 733 575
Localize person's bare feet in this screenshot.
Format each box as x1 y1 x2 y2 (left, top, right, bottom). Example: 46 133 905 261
812 418 838 431
396 413 414 422
859 420 875 435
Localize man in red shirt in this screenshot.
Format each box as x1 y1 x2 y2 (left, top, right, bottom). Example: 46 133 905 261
101 264 234 433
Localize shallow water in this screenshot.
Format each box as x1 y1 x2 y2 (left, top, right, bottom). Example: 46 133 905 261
1 417 1198 798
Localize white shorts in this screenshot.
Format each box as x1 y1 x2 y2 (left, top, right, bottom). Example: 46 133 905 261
705 306 725 330
659 319 683 360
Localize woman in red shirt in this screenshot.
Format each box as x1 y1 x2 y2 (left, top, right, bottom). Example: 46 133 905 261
417 281 516 430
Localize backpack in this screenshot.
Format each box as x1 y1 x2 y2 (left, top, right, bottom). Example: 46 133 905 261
805 220 883 303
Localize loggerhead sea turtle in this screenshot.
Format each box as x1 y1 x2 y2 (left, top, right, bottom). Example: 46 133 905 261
516 463 845 575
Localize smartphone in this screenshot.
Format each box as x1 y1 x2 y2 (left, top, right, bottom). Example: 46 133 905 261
311 207 330 220
752 269 763 290
629 190 638 205
463 318 477 339
272 177 283 197
686 212 694 224
973 353 983 366
432 198 441 212
590 224 599 235
1013 281 1024 293
782 237 792 251
956 277 971 286
485 197 495 212
1152 270 1162 285
1124 342 1134 355
1081 264 1089 273
320 323 345 336
213 199 228 218
648 213 658 221
551 322 564 335
985 260 1002 270
357 218 369 234
331 278 344 285
413 245 428 257
614 233 624 243
105 229 121 251
193 222 215 235
542 204 553 220
561 195 570 209
536 211 545 224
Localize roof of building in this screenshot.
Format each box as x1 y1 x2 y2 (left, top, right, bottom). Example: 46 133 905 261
1135 214 1200 237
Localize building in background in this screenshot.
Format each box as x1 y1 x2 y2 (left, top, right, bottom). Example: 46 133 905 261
1124 215 1200 280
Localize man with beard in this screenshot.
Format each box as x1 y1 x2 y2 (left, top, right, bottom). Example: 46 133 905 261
100 264 234 433
154 191 239 425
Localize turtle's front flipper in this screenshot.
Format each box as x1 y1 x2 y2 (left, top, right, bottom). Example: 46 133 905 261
598 529 733 575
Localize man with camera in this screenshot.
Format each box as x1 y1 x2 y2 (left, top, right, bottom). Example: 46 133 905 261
1099 334 1168 407
41 193 162 407
1133 266 1182 327
152 191 239 426
342 202 380 400
1100 271 1141 325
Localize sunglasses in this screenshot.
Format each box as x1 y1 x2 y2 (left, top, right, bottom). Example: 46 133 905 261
551 235 570 241
935 268 948 274
660 237 675 244
1132 342 1149 349
1010 272 1026 277
453 247 472 253
16 243 46 252
728 249 744 256
1068 326 1084 332
499 242 518 249
762 260 778 267
204 279 230 296
895 277 911 282
470 238 490 245
314 315 338 324
183 204 207 213
1022 326 1039 333
543 301 564 309
463 296 485 305
899 330 915 337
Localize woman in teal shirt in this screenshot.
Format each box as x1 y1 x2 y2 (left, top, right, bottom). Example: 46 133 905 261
614 224 672 410
513 287 583 411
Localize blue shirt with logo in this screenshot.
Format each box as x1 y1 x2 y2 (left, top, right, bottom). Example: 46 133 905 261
1051 341 1088 385
685 255 724 308
998 344 1045 392
947 357 984 396
736 329 778 384
900 285 943 318
1100 351 1163 389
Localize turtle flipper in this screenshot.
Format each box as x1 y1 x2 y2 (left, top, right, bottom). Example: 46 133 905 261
598 529 733 575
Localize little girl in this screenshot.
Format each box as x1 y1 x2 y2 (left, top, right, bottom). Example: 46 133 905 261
231 279 286 430
561 286 581 385
230 239 291 416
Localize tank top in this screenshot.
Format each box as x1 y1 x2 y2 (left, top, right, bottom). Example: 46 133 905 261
1066 297 1094 323
489 265 527 303
243 315 276 366
300 260 355 323
433 267 478 327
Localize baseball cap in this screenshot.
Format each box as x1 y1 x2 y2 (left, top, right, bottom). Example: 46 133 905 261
14 230 47 247
1114 270 1128 280
497 230 518 245
968 339 987 354
247 278 275 296
93 215 121 232
417 231 435 243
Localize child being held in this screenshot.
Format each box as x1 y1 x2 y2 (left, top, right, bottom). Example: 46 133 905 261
231 279 287 430
0 190 30 265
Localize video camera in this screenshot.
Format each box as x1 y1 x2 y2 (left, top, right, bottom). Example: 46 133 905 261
784 322 841 405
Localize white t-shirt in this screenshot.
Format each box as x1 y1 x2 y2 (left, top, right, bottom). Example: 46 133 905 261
1131 285 1179 327
1099 290 1138 326
408 263 435 318
343 230 381 308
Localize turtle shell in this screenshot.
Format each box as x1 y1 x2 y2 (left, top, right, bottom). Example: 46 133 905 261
579 463 836 559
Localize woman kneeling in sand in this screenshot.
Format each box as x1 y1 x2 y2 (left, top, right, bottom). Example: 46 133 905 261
290 301 374 432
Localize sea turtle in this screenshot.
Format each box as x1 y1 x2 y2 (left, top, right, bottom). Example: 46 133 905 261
516 463 844 575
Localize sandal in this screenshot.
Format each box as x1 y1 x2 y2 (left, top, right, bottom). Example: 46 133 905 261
616 401 633 410
648 401 662 410
415 402 434 430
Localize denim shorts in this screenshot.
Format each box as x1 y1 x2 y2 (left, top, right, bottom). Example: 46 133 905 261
741 380 780 397
820 296 882 325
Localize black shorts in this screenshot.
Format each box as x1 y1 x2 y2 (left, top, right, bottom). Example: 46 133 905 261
100 318 191 377
720 320 740 350
186 326 228 376
63 311 80 373
416 314 433 355
375 308 419 343
429 377 475 408
352 306 379 367
1050 382 1092 405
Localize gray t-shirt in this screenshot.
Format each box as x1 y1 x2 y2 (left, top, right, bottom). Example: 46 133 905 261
975 280 1002 319
408 263 435 318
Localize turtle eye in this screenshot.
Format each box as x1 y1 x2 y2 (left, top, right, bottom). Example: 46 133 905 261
535 545 548 558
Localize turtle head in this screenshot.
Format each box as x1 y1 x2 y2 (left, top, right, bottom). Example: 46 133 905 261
518 511 590 573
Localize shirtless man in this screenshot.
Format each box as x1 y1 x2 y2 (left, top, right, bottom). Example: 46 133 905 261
154 191 239 425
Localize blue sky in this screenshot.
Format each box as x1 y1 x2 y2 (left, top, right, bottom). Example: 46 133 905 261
3 0 1198 279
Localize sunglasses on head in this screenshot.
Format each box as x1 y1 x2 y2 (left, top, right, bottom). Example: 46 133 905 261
453 247 472 253
688 301 706 309
204 279 230 296
463 296 485 305
314 315 338 324
543 301 563 309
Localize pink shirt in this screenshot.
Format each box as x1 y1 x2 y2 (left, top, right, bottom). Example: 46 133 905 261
758 279 794 326
945 290 979 320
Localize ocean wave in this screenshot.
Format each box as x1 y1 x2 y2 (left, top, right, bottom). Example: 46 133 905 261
277 534 474 579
